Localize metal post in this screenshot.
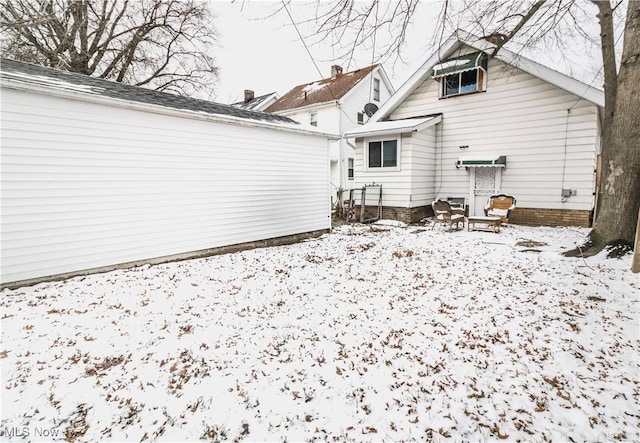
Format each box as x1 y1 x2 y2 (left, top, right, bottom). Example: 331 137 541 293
633 207 640 273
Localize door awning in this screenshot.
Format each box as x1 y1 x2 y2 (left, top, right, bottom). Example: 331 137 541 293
433 51 488 77
456 155 506 168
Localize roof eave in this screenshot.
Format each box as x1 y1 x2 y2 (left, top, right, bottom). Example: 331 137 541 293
271 100 337 115
1 76 340 140
372 35 460 122
345 115 442 138
373 30 604 121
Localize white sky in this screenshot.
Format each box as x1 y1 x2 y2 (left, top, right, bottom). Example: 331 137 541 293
212 1 446 103
210 1 611 105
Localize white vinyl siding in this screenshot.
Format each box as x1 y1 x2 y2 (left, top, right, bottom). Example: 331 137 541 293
1 88 330 284
367 139 398 169
391 55 599 211
355 134 412 207
408 127 438 205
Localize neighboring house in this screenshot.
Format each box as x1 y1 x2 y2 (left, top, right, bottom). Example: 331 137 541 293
0 58 335 288
231 89 279 112
266 64 394 209
345 30 604 227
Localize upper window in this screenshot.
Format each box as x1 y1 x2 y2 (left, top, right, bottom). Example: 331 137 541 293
442 69 483 98
373 78 380 101
357 112 364 124
348 158 354 179
310 112 317 126
433 51 488 99
368 139 398 169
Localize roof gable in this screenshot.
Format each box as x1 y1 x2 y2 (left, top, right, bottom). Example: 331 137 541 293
266 64 379 113
0 58 297 126
373 30 604 122
231 92 279 111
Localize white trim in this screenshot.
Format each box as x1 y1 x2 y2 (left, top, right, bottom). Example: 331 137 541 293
373 30 604 122
373 77 381 101
340 65 396 105
1 76 341 140
372 34 460 122
274 100 337 115
345 115 442 138
364 137 402 172
438 67 486 99
469 167 502 216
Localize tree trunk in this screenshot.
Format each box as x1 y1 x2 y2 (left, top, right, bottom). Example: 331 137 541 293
589 1 640 252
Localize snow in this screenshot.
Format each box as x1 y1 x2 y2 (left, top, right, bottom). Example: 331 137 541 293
302 81 327 94
1 72 104 94
433 59 471 71
1 223 638 442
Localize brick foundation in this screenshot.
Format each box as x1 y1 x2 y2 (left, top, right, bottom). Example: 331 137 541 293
509 208 592 227
362 205 592 227
380 205 432 223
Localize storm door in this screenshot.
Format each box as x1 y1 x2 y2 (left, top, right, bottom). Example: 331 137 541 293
471 167 501 216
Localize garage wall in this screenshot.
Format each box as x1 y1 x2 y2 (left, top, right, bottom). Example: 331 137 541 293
1 88 330 285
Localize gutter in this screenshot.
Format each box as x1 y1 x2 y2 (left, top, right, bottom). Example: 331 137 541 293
1 76 340 140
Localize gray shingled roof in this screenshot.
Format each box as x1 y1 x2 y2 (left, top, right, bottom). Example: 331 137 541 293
0 58 298 125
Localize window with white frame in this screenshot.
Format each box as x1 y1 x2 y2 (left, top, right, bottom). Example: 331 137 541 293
357 112 364 124
348 158 354 179
367 139 398 168
433 51 488 99
441 69 484 98
310 112 317 126
373 78 380 101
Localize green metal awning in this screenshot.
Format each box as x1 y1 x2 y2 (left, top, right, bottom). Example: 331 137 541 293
456 155 506 168
433 51 488 77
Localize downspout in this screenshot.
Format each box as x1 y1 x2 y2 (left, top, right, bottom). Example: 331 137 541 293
337 99 343 195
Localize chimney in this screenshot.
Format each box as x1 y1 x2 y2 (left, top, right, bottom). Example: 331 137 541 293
244 89 254 102
331 65 343 78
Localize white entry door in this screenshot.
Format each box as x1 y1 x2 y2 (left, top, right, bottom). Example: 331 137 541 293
471 167 501 216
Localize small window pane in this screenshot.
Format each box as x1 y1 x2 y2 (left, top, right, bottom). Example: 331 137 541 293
373 78 380 101
382 140 397 167
444 74 459 96
460 70 478 93
348 158 354 179
357 112 364 124
368 141 382 168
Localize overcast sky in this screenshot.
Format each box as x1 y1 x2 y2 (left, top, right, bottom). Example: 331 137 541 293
211 1 451 103
210 1 610 105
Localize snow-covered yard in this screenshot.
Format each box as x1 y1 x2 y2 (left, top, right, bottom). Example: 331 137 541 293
1 223 638 442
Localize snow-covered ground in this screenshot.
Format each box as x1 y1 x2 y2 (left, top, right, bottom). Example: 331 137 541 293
1 223 638 442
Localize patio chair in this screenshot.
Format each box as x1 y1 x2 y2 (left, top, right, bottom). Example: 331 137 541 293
432 199 465 231
484 194 516 223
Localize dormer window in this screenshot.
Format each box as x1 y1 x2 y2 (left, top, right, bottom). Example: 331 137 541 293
310 112 317 126
373 78 380 101
433 51 487 99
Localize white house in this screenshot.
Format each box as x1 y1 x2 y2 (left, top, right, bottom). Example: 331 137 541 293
266 64 394 209
345 30 604 227
0 58 335 288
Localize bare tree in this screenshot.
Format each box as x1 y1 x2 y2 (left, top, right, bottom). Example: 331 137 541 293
1 0 219 97
292 0 638 255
